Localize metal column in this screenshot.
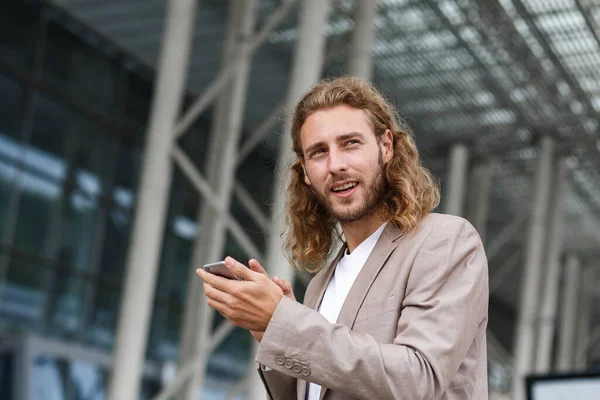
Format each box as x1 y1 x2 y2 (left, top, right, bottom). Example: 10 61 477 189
466 160 494 244
444 143 470 217
512 136 554 400
346 0 378 80
556 254 582 371
574 265 596 369
248 1 331 399
106 1 197 399
535 158 567 372
178 1 258 399
13 335 33 400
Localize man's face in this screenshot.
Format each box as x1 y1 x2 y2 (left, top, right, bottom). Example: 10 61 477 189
300 105 394 224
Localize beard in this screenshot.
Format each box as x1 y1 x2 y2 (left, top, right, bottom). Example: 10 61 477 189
311 150 387 224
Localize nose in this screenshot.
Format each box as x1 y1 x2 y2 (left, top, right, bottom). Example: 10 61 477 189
328 148 348 174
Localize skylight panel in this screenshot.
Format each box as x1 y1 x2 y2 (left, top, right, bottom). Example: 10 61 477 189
524 0 576 14
439 0 466 26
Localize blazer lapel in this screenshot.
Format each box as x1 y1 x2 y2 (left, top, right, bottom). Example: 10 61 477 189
318 223 402 400
297 243 347 400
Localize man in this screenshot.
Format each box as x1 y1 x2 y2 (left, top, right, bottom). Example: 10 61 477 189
197 76 489 399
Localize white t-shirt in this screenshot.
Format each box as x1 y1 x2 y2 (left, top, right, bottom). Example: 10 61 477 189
307 222 387 400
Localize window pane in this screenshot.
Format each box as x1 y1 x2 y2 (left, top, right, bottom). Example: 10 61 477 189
11 170 61 254
86 279 120 350
0 74 25 229
3 256 44 326
45 272 86 337
0 1 38 71
43 21 118 118
113 139 142 197
0 353 13 400
33 354 67 400
125 73 152 127
0 73 25 140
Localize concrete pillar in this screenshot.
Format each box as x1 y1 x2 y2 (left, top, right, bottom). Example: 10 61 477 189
556 254 582 371
248 1 331 399
346 0 378 80
444 143 470 217
177 1 258 399
535 158 567 372
466 159 494 244
512 136 554 400
13 335 34 400
574 266 596 369
106 1 197 399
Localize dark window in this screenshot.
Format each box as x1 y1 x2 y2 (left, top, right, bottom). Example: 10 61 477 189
0 1 39 71
43 21 119 118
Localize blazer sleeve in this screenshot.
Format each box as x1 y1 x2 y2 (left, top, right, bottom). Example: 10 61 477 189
255 218 489 400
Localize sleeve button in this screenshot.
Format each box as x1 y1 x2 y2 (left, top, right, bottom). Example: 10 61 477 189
301 366 311 377
284 359 293 369
292 363 302 373
275 355 285 365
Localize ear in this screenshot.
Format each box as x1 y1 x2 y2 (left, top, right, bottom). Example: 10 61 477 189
380 129 394 164
301 160 312 185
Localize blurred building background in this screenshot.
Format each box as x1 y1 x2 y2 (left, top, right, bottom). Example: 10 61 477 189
0 0 599 399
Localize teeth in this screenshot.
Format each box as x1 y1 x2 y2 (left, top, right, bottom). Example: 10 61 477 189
332 182 357 192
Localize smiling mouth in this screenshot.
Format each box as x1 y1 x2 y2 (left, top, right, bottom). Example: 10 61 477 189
331 182 358 195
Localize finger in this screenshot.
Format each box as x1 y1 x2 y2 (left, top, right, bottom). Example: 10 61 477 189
273 276 293 294
224 256 259 281
248 259 268 276
196 268 237 292
203 282 232 304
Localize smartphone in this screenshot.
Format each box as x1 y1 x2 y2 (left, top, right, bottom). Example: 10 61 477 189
202 261 241 280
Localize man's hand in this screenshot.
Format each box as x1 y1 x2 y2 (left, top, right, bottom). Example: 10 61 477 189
196 257 285 332
245 260 296 342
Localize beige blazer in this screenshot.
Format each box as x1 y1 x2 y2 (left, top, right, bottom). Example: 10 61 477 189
256 213 489 400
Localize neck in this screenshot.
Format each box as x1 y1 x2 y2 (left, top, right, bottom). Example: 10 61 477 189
340 213 386 254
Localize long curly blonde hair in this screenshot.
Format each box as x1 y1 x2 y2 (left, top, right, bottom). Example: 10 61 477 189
284 76 440 274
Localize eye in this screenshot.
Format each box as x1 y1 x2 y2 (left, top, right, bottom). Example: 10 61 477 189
345 140 359 146
310 148 326 158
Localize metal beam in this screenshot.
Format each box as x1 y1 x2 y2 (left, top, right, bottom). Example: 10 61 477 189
512 136 555 400
535 158 568 372
489 250 522 294
574 0 600 53
346 0 378 80
248 1 332 399
13 335 33 400
556 254 582 371
174 0 300 139
466 159 495 244
107 1 196 398
170 146 263 258
510 0 599 122
422 0 537 130
182 1 259 398
443 143 470 217
574 266 597 369
233 183 269 230
237 101 286 165
587 325 600 352
486 212 528 262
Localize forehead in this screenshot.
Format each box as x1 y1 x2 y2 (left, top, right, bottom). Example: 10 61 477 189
300 105 373 148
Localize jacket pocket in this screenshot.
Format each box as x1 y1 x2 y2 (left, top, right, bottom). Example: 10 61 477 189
355 293 398 322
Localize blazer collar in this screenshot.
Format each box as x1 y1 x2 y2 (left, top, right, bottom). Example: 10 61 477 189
298 222 402 400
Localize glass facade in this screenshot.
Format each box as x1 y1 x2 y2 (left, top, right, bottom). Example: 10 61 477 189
0 1 279 398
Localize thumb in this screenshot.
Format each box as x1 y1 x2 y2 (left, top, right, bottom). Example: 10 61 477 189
224 256 255 281
248 259 268 277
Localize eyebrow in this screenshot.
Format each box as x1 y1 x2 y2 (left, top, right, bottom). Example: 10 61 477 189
304 132 366 156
